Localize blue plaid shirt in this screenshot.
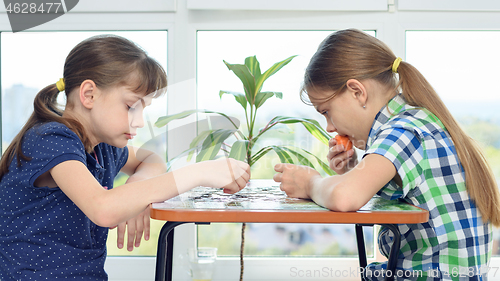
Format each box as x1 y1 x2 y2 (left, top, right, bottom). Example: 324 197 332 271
364 95 491 280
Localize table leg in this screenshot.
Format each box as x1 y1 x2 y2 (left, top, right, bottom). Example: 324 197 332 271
155 221 188 281
382 224 401 281
355 224 368 281
356 224 401 281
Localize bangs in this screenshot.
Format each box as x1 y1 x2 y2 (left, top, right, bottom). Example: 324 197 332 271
300 75 339 106
122 57 168 98
300 84 313 106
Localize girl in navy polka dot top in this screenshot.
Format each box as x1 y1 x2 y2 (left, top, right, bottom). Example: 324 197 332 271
0 35 250 280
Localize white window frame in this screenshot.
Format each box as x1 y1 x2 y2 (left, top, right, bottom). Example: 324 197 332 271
0 0 177 13
398 0 500 12
186 0 388 11
1 1 500 280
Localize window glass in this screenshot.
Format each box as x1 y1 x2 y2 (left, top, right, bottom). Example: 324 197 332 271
406 30 500 254
196 30 375 257
1 31 168 256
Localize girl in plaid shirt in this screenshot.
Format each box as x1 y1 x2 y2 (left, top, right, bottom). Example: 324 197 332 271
274 29 499 280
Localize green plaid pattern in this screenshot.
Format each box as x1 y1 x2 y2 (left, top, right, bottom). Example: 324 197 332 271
364 95 492 281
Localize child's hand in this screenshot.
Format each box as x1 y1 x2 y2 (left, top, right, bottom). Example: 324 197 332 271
113 205 150 252
273 163 321 199
327 136 357 174
111 173 152 251
334 135 353 151
200 158 251 194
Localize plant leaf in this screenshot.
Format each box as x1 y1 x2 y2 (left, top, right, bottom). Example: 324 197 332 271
300 121 330 145
223 60 256 104
154 109 240 130
300 149 335 176
155 109 199 128
219 90 248 110
270 146 294 164
253 92 272 109
256 116 331 145
249 146 273 166
228 140 249 161
255 55 297 93
187 130 213 161
254 91 283 109
280 146 314 167
196 129 237 162
244 56 261 82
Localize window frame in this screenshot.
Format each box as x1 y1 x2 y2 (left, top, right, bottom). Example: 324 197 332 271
186 0 388 11
398 0 500 11
1 1 500 280
0 0 177 13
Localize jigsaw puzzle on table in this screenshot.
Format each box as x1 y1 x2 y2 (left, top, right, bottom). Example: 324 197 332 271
153 180 325 211
153 180 421 212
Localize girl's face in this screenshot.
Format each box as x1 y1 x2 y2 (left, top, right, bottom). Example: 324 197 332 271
89 85 152 148
308 88 371 150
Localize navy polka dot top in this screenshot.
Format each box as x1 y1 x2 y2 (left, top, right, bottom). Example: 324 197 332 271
0 122 129 280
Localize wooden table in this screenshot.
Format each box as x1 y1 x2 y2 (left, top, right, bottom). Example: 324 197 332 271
151 180 429 281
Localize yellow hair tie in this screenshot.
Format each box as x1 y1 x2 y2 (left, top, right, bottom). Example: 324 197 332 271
392 57 403 73
56 78 65 92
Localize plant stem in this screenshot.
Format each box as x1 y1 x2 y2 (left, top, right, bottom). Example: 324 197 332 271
246 105 256 164
241 103 255 281
239 222 246 281
244 107 250 136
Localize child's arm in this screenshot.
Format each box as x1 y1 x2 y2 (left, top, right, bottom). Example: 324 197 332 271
114 146 167 251
274 154 396 211
120 146 167 182
50 156 250 228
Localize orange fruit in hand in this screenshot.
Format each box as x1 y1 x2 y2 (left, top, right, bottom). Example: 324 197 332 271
335 135 353 151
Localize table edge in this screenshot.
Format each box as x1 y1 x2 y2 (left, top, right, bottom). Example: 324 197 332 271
150 208 429 224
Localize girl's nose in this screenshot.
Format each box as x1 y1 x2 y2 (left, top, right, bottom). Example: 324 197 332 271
325 119 337 133
129 110 145 129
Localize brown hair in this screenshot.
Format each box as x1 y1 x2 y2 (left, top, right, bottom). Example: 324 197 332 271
0 34 167 179
302 29 500 226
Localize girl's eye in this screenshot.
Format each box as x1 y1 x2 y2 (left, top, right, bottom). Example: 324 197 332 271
127 105 135 111
321 111 328 116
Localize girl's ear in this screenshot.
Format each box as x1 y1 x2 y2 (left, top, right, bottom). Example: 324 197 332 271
345 79 368 107
79 80 97 109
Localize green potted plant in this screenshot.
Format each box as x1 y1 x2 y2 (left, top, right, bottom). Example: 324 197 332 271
155 55 333 280
155 55 332 173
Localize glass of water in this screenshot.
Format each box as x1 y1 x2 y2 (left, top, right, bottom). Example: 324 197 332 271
188 247 217 281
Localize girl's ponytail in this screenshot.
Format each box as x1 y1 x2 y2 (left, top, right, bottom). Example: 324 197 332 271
0 83 89 180
397 62 500 226
302 29 500 226
34 83 64 118
0 84 60 177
